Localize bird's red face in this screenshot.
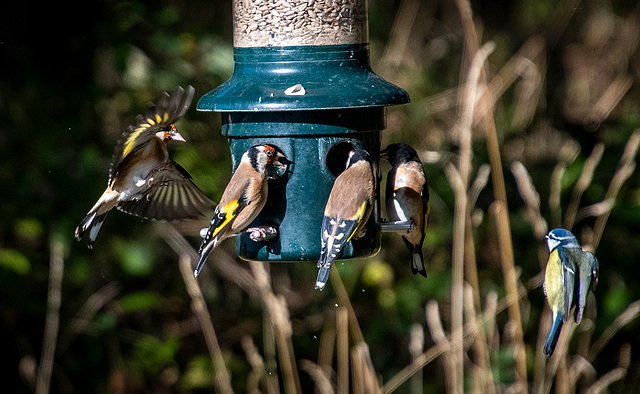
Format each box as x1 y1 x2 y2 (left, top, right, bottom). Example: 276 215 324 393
263 145 276 165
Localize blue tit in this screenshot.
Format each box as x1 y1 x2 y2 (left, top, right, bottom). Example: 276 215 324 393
76 86 214 248
381 143 430 277
543 228 599 358
195 144 285 278
316 148 375 290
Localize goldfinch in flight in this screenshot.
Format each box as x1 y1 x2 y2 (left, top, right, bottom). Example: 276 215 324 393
381 143 430 277
195 144 284 278
316 148 375 290
543 228 599 357
75 86 214 248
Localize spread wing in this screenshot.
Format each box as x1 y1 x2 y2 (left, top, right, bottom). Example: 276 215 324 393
117 161 214 220
109 86 195 182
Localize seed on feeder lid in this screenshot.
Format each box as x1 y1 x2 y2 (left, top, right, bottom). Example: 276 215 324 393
284 84 306 96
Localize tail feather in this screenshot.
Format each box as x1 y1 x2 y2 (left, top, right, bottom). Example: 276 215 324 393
543 313 564 358
315 263 332 290
411 248 427 278
194 237 220 279
75 211 109 249
403 237 427 277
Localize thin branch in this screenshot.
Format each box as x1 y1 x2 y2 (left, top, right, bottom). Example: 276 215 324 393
36 239 65 394
589 130 640 252
178 255 233 394
564 143 605 230
585 343 631 394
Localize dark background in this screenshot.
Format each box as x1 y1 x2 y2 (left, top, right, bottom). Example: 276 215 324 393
2 0 640 392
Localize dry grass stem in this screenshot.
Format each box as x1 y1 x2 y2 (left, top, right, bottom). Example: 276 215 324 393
300 359 334 394
490 201 528 387
588 300 640 362
590 74 633 125
425 301 454 392
511 161 548 240
336 306 349 394
511 160 550 271
36 239 65 394
156 222 259 297
242 336 267 394
585 343 631 394
351 343 380 394
249 261 302 394
444 163 465 394
468 163 491 211
564 143 605 230
589 130 640 252
455 0 528 386
58 281 120 354
330 268 365 344
409 324 424 394
178 255 233 394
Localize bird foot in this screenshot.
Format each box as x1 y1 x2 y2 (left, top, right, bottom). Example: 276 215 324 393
245 225 279 242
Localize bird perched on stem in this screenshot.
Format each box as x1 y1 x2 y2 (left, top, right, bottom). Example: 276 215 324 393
381 143 430 277
75 86 214 248
316 148 375 290
543 228 599 358
195 144 285 279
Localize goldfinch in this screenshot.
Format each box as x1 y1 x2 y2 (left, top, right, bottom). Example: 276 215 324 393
195 144 285 278
543 228 599 357
316 148 375 290
75 86 214 248
381 143 430 277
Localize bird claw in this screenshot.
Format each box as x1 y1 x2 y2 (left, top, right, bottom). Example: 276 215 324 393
246 225 279 242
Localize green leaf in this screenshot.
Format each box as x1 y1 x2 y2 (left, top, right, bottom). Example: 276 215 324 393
0 249 30 275
118 291 160 312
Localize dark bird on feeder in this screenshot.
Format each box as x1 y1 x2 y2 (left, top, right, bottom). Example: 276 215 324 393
316 148 375 290
75 86 214 248
381 143 430 277
543 228 599 358
196 144 285 279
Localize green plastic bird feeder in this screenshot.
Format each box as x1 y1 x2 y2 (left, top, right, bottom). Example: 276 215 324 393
197 0 409 262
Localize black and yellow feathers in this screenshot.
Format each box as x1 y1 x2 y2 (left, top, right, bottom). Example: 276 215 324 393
75 86 213 247
195 144 284 278
316 148 375 290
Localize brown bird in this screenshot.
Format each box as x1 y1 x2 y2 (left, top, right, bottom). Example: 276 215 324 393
196 144 285 278
316 148 375 290
75 86 214 248
381 143 430 277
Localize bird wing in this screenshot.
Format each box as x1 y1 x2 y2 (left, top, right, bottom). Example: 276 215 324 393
574 251 599 324
116 160 214 220
198 180 251 254
319 199 370 267
109 86 195 183
558 247 576 322
590 253 599 291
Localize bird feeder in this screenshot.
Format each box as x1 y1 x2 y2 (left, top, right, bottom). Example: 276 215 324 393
197 0 409 261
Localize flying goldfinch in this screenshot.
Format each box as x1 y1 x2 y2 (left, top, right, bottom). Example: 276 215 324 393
543 228 599 357
195 144 285 278
75 86 214 248
316 148 375 290
381 143 430 277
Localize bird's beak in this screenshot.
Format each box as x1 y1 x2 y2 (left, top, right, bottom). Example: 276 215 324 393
172 131 186 143
380 149 388 160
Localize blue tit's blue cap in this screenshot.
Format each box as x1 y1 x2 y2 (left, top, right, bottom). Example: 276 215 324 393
546 228 580 248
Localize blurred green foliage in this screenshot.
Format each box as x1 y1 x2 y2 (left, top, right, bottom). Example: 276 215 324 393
2 0 640 392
